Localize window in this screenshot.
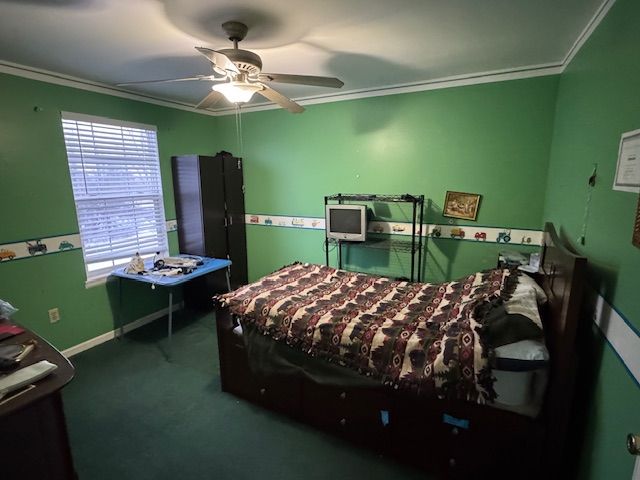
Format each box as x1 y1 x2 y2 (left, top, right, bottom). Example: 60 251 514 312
61 112 168 284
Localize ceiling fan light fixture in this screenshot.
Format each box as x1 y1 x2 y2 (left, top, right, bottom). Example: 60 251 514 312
212 81 262 104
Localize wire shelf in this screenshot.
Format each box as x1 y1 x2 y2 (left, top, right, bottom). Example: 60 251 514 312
342 237 420 253
326 193 423 203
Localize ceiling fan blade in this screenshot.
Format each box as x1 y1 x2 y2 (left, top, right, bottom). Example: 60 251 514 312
195 90 225 109
117 75 216 86
257 85 304 114
116 75 219 87
195 47 239 74
258 73 344 88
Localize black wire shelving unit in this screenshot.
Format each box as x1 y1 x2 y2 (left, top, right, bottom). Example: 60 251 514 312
324 193 425 282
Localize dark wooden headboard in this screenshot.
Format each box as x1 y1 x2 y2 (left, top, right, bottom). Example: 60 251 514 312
539 222 587 472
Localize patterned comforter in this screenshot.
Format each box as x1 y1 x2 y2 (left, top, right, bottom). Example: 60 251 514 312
217 263 517 403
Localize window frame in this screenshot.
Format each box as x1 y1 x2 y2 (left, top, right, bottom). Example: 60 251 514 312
61 112 169 286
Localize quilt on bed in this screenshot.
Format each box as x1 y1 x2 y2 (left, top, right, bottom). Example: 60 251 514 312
217 263 519 404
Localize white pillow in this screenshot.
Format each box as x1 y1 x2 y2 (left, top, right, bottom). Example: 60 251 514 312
515 273 547 305
503 273 546 330
494 339 549 362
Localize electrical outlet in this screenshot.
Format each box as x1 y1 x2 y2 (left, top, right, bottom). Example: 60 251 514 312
48 308 60 323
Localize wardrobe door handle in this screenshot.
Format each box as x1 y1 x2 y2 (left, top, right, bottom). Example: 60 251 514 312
628 433 640 455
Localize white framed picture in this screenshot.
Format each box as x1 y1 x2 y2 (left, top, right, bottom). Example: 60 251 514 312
613 129 640 193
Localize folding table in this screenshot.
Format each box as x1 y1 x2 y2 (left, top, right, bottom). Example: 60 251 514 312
111 256 232 355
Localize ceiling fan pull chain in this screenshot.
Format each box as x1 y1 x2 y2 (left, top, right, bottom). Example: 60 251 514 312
235 105 244 157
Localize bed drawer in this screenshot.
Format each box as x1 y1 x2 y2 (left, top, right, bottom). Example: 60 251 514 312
392 402 544 480
301 382 391 449
250 374 303 417
441 414 544 480
217 330 303 415
389 397 450 475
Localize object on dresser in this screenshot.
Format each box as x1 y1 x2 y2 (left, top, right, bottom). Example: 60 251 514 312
0 340 37 373
0 299 18 319
0 322 25 342
523 252 541 272
0 345 23 373
498 250 529 268
0 360 58 401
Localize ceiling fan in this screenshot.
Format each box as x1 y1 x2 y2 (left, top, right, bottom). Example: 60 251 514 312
118 21 344 113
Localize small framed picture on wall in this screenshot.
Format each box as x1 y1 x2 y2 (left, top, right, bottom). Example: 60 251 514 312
443 191 481 221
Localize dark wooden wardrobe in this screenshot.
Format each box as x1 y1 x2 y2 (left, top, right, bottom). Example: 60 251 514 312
171 152 247 307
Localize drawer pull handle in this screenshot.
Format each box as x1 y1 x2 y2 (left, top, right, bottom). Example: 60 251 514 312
339 418 347 427
449 458 456 468
451 427 459 436
339 391 347 400
259 388 266 396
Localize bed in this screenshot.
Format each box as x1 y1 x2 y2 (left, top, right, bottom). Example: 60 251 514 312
213 223 586 479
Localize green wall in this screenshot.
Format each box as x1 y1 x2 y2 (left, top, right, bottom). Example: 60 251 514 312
1 5 638 477
1 73 558 350
0 73 222 349
215 76 559 281
543 0 640 477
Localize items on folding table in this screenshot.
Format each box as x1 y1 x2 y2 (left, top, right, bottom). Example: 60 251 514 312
124 253 202 277
149 256 201 276
124 252 145 274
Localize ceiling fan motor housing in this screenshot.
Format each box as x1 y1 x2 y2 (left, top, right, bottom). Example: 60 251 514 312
219 48 263 75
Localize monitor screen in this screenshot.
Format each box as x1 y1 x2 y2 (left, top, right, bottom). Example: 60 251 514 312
330 208 362 234
325 204 367 241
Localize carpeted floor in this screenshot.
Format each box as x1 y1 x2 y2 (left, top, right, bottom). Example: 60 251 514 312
62 313 428 480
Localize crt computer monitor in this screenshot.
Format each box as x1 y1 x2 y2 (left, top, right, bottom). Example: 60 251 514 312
325 204 367 242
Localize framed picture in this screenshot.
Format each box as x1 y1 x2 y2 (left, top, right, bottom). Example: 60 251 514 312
613 128 640 192
443 191 481 221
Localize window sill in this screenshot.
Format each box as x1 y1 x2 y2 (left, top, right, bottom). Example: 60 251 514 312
85 273 110 289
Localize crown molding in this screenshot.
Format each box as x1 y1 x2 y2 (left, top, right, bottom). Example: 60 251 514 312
0 59 218 117
561 0 616 69
214 63 563 115
0 0 614 116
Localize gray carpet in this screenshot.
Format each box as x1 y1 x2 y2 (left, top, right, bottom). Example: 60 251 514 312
62 313 427 480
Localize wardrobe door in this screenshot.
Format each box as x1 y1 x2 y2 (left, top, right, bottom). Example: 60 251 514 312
199 155 227 258
198 155 231 296
172 155 205 255
222 152 248 288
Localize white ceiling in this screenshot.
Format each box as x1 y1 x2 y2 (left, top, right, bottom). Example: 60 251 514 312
0 0 607 113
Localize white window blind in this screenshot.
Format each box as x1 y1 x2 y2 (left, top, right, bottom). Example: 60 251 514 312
61 112 168 281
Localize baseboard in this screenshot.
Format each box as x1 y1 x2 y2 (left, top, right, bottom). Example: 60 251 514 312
62 302 184 358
